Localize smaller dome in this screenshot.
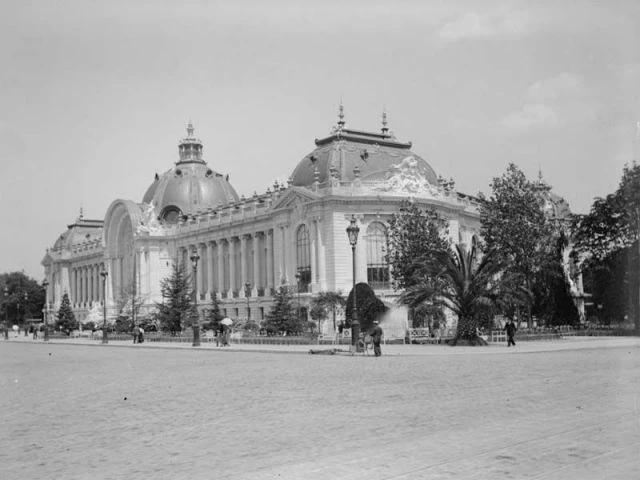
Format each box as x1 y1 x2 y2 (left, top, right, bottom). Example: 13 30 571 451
535 173 572 220
53 217 103 250
142 123 239 222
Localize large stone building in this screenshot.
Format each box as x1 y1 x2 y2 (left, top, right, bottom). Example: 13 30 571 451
42 109 482 335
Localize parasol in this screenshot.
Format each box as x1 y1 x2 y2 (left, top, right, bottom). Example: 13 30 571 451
220 318 233 326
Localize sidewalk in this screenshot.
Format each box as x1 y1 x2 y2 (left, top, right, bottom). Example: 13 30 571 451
4 334 639 356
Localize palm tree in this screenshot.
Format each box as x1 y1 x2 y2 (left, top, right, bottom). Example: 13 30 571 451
310 291 346 334
400 242 523 346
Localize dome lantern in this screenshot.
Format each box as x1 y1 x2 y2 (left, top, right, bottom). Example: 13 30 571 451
178 122 204 164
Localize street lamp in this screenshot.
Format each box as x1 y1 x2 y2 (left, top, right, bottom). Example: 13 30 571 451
346 215 360 352
245 282 251 322
3 286 8 340
100 270 108 344
23 292 28 336
42 280 49 341
190 247 201 347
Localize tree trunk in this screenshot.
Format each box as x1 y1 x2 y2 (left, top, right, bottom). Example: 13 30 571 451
455 315 476 339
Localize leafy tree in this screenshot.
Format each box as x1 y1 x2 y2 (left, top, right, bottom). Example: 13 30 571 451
480 164 556 326
386 200 450 290
0 272 46 325
581 248 632 325
263 285 300 335
399 243 523 346
202 295 224 331
411 302 446 330
116 282 147 330
345 282 388 333
56 293 77 334
309 291 345 333
573 162 640 330
156 263 192 334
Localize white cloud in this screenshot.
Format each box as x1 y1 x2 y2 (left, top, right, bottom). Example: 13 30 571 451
501 72 593 130
435 8 532 42
501 104 560 130
527 73 584 100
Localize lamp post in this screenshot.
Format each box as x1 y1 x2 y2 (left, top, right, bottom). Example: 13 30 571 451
23 292 28 336
42 280 49 341
100 270 108 344
3 286 8 340
346 215 360 352
191 247 201 347
245 282 251 322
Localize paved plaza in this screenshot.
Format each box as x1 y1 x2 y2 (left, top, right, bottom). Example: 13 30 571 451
1 337 639 479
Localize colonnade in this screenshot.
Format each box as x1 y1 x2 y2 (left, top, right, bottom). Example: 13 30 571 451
69 263 104 306
177 219 326 302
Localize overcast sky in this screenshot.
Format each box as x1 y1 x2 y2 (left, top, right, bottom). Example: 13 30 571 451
1 0 639 281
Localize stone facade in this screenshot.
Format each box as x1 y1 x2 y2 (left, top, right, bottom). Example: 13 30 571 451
42 113 481 334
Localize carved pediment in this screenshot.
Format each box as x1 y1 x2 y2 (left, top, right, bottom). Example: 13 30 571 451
270 187 321 211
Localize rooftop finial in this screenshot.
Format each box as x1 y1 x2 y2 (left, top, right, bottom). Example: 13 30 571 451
79 206 84 220
187 121 194 137
337 100 345 129
538 165 543 182
381 108 388 134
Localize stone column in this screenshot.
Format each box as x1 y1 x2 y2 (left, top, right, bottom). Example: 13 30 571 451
240 235 248 297
88 265 93 304
316 219 326 291
207 242 215 300
70 268 75 304
310 221 318 292
217 240 225 298
279 224 289 285
228 238 236 297
273 226 283 287
266 229 273 294
253 232 261 295
197 243 206 299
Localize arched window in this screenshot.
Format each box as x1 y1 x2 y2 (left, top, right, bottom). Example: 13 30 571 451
160 206 182 224
296 224 311 292
366 222 389 289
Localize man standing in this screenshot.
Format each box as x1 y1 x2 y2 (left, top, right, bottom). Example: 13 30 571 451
504 319 517 347
370 320 383 357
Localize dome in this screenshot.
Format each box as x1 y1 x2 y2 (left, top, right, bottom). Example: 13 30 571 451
534 173 572 221
290 111 438 188
52 217 103 250
142 123 239 222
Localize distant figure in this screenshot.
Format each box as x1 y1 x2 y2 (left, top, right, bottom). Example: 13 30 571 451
132 327 139 344
504 319 517 347
33 327 38 340
138 327 144 344
370 320 383 357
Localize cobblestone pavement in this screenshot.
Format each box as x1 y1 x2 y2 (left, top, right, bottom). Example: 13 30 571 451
1 337 639 479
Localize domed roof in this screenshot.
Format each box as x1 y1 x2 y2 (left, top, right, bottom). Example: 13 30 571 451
142 123 239 222
52 215 103 250
290 108 438 188
535 172 572 220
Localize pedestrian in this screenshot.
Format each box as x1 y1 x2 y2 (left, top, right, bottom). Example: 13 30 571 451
222 324 231 346
138 327 144 344
132 327 138 344
504 318 517 347
370 320 383 357
33 327 38 340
